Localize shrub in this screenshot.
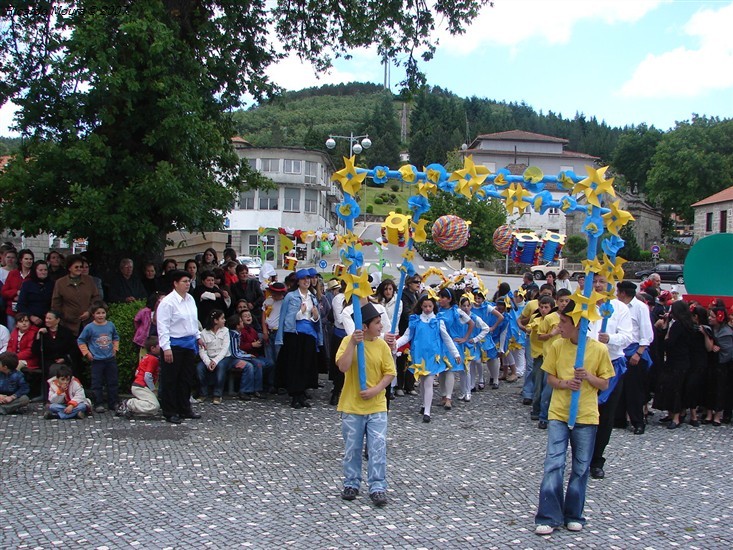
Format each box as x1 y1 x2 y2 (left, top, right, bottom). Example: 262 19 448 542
390 183 399 192
395 207 403 214
108 299 145 390
374 197 384 205
366 205 373 213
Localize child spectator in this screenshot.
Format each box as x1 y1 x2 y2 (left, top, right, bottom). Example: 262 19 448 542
0 351 30 415
197 309 236 405
133 292 163 360
225 314 262 400
77 301 120 413
119 336 161 418
239 309 274 395
8 312 40 371
336 302 396 507
534 299 613 536
46 363 92 419
261 282 287 382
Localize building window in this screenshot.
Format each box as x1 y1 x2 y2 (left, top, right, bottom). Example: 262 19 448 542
284 159 302 174
706 212 714 232
721 210 728 233
305 189 318 213
548 207 560 215
305 161 318 184
247 158 257 170
261 158 279 172
259 189 279 210
249 234 275 260
239 190 255 210
283 187 300 212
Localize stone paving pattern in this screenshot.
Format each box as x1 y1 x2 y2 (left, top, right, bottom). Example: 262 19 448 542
1 377 731 549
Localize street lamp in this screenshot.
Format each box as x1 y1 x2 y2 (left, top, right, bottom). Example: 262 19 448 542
325 132 372 157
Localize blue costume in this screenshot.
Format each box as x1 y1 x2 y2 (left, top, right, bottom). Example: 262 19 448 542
438 305 470 368
407 314 457 376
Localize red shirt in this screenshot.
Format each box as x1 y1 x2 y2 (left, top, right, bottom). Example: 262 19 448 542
9 325 39 369
132 354 160 388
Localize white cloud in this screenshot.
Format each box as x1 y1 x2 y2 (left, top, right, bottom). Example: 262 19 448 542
0 101 19 137
620 1 733 98
438 0 663 54
266 54 362 91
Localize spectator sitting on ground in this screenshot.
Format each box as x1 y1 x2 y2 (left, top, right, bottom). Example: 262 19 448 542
107 258 147 304
45 364 91 420
0 352 30 415
118 336 161 419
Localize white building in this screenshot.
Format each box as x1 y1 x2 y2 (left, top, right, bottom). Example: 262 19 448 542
231 138 344 265
692 185 733 241
464 130 599 233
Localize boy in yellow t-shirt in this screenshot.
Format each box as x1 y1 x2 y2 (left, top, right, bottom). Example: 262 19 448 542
534 298 614 537
336 302 396 508
528 295 555 422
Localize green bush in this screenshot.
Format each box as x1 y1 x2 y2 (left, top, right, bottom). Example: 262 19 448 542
395 207 403 214
374 197 384 205
108 299 145 389
366 205 373 213
390 183 399 192
639 250 652 261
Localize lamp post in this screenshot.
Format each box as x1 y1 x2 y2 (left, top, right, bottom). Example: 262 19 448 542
326 133 373 219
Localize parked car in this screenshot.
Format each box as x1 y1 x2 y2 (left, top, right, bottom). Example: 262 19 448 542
634 263 684 284
236 256 262 277
531 259 584 281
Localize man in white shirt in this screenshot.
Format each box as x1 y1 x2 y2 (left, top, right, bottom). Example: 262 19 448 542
615 280 655 435
156 271 204 424
587 274 633 480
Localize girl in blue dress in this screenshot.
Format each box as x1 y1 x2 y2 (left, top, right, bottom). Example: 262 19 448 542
436 289 474 411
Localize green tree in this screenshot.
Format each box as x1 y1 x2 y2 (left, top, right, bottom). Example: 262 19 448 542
0 0 491 271
564 234 587 262
362 92 401 169
418 192 506 268
611 124 663 194
646 116 733 222
618 223 641 261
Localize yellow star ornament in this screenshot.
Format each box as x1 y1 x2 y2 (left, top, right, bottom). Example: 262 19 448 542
402 249 416 262
410 219 429 243
573 165 616 208
582 258 603 275
411 359 430 381
332 156 367 196
600 254 627 284
342 270 373 301
417 180 437 198
501 183 532 214
568 291 604 324
449 155 489 199
602 200 635 236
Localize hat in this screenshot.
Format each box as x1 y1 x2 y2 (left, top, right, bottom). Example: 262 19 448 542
616 280 637 294
295 268 310 280
260 263 277 280
307 267 318 277
354 302 381 326
326 279 340 291
268 282 287 293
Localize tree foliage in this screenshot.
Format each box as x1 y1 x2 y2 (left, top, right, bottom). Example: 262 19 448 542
362 92 402 169
610 124 663 194
0 0 491 271
417 192 506 266
646 116 733 222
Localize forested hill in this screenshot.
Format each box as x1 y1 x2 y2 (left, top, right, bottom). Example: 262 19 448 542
232 82 626 169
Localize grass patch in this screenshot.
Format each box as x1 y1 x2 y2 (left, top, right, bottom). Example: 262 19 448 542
363 180 416 217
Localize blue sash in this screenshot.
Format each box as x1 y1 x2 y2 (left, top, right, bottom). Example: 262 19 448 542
170 335 198 353
623 342 653 369
296 319 318 341
598 356 626 405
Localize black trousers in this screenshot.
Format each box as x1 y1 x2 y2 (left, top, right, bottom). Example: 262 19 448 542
592 375 625 470
622 359 648 428
396 354 415 392
160 346 196 418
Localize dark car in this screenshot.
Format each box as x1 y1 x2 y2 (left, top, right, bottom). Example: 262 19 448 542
634 263 684 284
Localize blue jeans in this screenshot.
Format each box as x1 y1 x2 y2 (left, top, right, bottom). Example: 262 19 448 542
91 357 119 409
531 356 545 416
49 402 88 419
342 412 388 494
539 372 553 422
197 356 237 397
522 350 535 399
535 420 597 527
238 356 272 393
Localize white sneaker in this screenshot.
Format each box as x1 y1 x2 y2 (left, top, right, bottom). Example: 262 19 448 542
457 394 466 401
534 525 554 536
395 389 405 397
566 522 583 532
464 393 471 402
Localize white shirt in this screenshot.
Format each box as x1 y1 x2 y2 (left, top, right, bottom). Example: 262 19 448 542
198 327 231 365
332 293 347 330
627 297 654 347
156 290 201 351
588 298 633 361
0 324 9 352
342 302 390 338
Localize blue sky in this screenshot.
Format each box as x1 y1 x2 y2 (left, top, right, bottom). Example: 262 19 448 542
2 0 732 135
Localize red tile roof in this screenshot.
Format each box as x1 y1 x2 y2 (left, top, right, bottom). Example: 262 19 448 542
0 155 11 172
473 130 569 144
692 185 733 207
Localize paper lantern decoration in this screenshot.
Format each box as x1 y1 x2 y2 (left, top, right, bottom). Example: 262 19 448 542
493 224 514 255
431 215 470 251
381 212 411 246
284 256 298 271
539 231 566 263
332 263 346 277
511 232 542 264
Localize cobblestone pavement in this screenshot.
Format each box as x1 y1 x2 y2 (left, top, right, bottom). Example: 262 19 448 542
1 377 731 549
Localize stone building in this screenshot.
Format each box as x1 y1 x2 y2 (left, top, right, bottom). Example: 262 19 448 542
691 185 733 241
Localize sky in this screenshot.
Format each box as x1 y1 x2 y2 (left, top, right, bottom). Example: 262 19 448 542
2 0 733 135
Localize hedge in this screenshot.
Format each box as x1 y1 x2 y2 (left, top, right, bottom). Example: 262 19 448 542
108 299 145 389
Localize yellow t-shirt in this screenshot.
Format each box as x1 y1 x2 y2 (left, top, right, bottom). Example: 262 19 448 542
521 299 539 320
336 335 397 415
540 311 561 357
541 337 614 425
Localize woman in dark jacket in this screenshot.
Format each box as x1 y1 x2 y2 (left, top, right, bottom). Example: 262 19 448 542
18 260 54 327
32 310 81 379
